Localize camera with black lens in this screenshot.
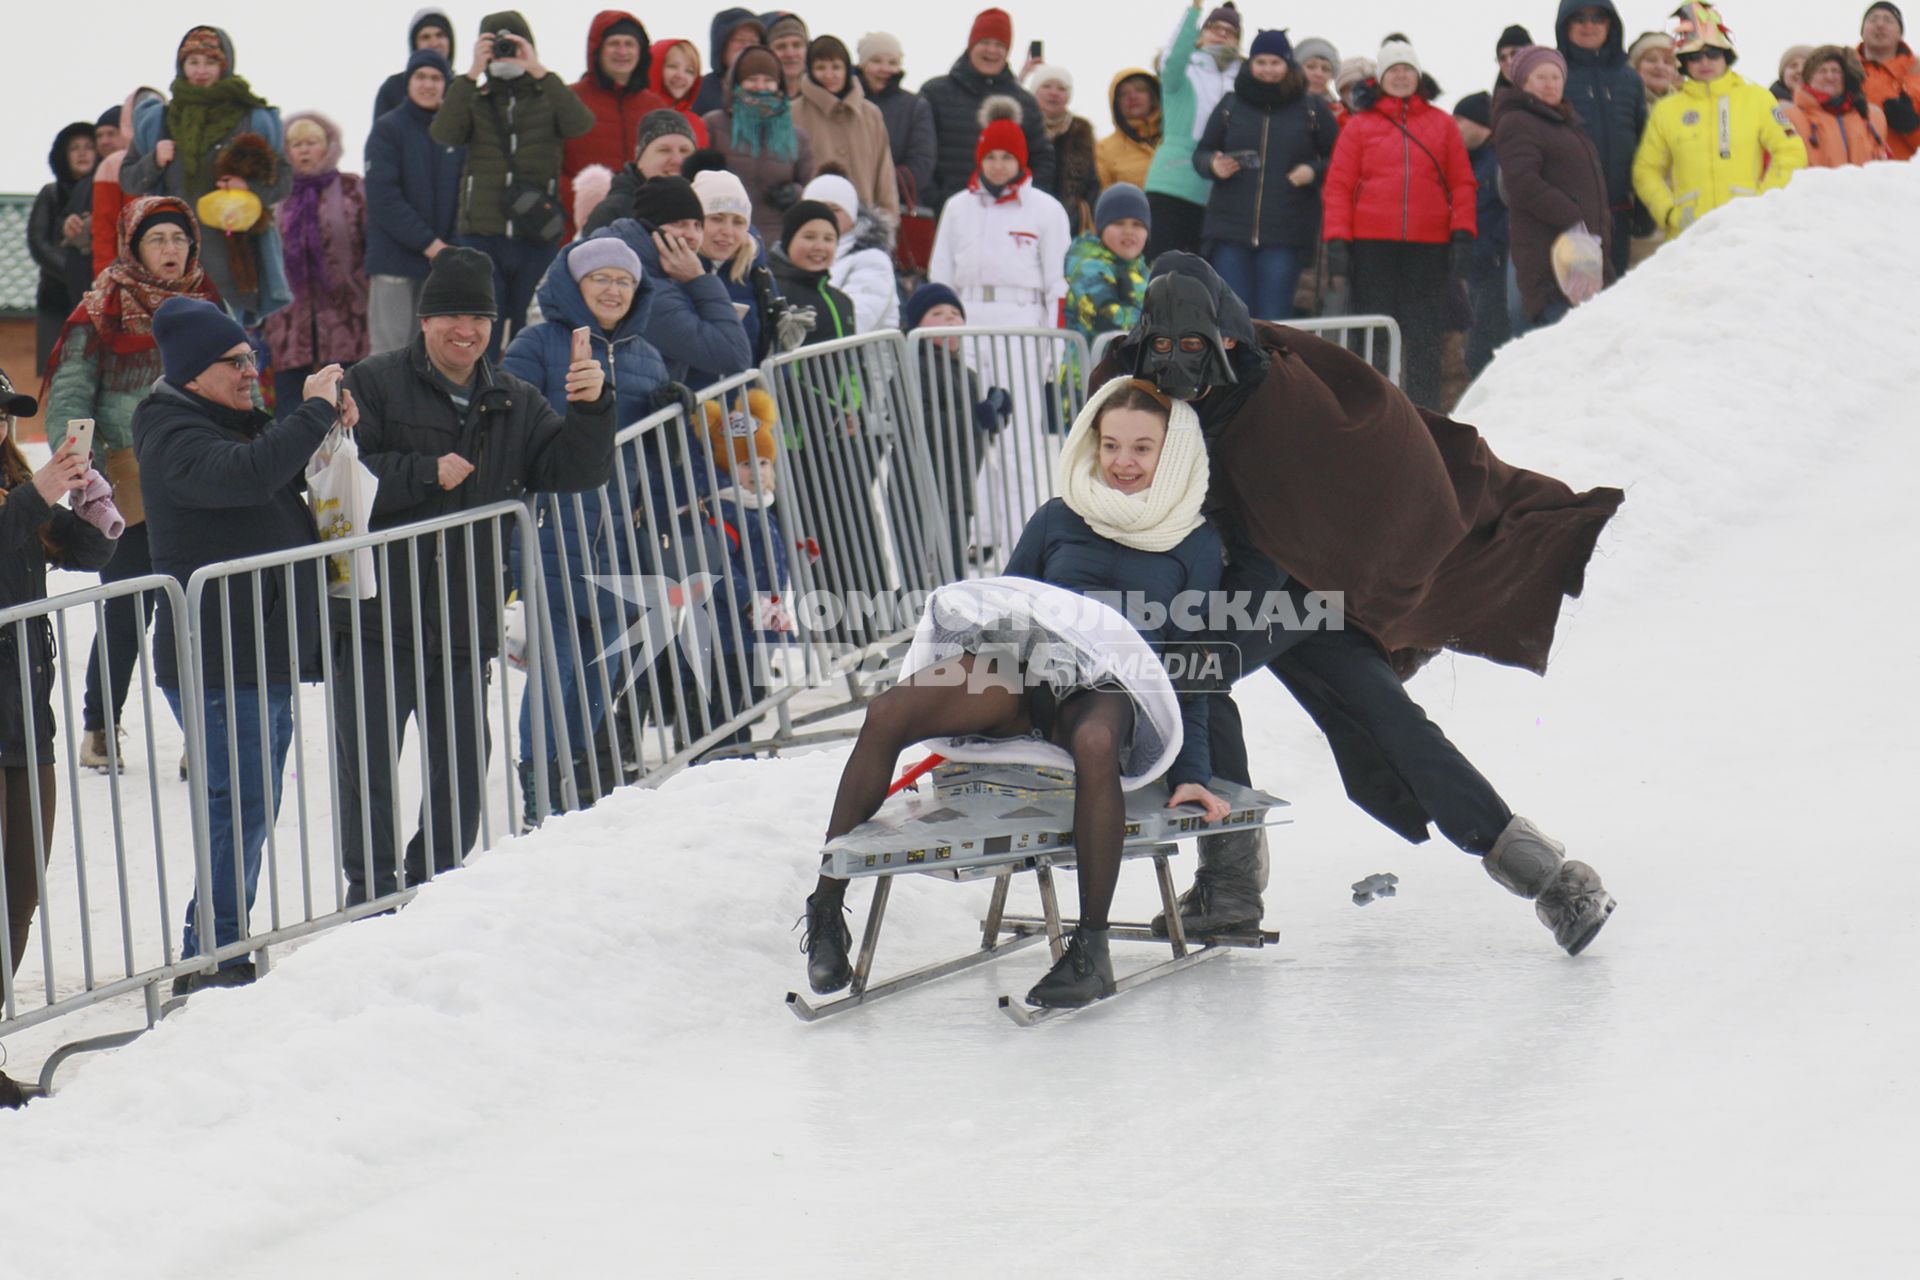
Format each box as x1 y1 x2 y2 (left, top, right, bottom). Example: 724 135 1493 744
492 31 520 57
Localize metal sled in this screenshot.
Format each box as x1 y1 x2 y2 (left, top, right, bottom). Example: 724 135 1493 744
785 764 1290 1023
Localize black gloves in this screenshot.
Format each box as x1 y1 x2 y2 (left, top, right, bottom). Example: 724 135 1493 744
1449 231 1474 278
1883 91 1920 134
1325 239 1351 279
650 381 696 420
766 181 802 212
973 387 1013 435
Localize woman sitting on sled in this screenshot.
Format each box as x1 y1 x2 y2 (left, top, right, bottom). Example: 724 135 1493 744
801 376 1228 1009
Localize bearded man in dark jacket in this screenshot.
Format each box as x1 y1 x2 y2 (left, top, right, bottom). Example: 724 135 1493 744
1555 0 1649 275
917 8 1056 208
1097 254 1622 956
336 246 614 906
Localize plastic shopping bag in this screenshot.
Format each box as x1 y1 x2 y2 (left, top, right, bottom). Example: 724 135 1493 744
1552 224 1606 307
305 423 379 599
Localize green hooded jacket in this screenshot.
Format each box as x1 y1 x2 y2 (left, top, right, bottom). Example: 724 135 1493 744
430 10 596 238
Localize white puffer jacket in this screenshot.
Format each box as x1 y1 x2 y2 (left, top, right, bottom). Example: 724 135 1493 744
927 178 1071 327
831 212 901 333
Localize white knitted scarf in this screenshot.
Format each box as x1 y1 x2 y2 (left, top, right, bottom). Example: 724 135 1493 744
1057 377 1210 554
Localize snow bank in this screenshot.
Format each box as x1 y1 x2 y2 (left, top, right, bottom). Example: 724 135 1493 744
5 165 1919 1277
1457 161 1920 596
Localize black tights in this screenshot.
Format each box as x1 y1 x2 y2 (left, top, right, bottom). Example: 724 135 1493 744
813 656 1134 928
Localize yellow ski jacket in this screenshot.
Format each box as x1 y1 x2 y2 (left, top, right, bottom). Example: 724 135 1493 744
1632 70 1808 235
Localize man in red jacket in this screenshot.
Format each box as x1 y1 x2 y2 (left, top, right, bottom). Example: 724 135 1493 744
562 11 669 231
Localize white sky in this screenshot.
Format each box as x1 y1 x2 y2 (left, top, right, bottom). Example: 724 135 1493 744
5 1 1863 191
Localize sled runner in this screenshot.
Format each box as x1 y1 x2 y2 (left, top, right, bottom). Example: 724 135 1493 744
786 763 1290 1023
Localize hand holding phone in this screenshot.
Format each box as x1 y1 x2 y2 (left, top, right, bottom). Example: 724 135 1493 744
65 418 96 462
565 327 604 404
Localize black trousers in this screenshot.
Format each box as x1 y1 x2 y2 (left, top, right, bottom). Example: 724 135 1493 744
83 521 156 733
1145 192 1208 261
2 764 57 972
1206 573 1512 854
332 634 492 904
1350 240 1452 410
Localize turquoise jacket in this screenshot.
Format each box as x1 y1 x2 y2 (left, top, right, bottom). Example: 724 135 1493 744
1144 8 1211 205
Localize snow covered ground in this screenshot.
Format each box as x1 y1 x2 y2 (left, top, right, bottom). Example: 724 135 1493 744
5 163 1919 1277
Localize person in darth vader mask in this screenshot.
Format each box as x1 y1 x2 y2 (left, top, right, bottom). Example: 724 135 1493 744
1102 252 1624 955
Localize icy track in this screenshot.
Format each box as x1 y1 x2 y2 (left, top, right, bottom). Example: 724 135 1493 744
6 163 1919 1278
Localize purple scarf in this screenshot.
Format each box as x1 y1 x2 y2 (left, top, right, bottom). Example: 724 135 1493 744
282 168 339 298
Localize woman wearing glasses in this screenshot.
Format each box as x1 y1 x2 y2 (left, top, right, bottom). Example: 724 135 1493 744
502 229 670 820
41 196 221 772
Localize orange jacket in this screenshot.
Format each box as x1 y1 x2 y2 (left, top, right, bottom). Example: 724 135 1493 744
1784 87 1891 166
1858 42 1920 159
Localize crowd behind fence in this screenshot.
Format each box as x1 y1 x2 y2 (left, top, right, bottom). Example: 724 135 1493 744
0 316 1398 1092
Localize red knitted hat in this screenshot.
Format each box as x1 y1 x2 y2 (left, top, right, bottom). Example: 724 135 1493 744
975 118 1027 167
969 8 1013 49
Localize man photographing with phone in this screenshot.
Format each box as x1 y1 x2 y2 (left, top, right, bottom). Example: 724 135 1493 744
431 10 595 358
334 243 613 908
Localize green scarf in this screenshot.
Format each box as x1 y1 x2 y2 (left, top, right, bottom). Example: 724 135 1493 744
166 74 270 191
731 88 799 161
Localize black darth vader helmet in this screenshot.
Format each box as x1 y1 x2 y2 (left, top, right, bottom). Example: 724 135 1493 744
1125 257 1242 400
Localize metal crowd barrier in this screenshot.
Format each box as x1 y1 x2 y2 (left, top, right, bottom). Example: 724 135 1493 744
523 370 820 792
0 504 557 1094
905 326 1089 578
1087 314 1404 389
757 332 956 743
0 576 196 1062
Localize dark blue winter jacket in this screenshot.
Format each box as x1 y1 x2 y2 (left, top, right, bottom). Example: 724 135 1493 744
699 228 769 380
1468 143 1510 274
1004 497 1223 789
1556 0 1650 212
1193 72 1340 250
504 235 671 627
692 8 763 116
133 382 330 689
364 100 466 279
598 217 754 385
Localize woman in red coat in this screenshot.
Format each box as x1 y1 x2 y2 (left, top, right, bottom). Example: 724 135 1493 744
648 37 712 147
1321 40 1476 409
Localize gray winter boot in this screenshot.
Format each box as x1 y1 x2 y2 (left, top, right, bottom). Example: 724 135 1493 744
1482 816 1615 955
1151 826 1269 936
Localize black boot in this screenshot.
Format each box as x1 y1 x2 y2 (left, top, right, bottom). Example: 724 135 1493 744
1025 928 1116 1008
801 891 853 994
0 1069 26 1110
170 961 259 998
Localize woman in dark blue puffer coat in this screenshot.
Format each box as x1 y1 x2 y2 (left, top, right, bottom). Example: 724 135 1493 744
1193 31 1341 321
503 229 670 814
